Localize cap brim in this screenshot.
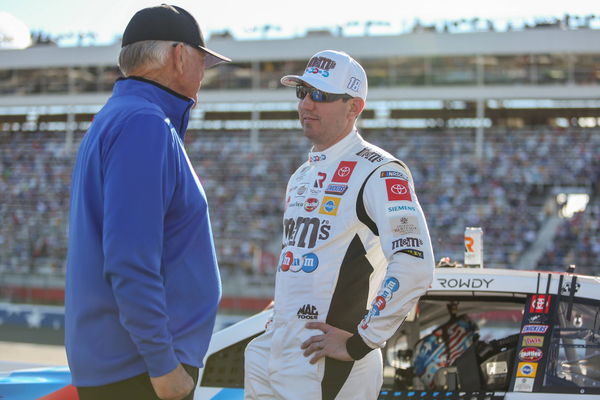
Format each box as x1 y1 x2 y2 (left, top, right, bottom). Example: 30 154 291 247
280 74 346 94
200 46 231 68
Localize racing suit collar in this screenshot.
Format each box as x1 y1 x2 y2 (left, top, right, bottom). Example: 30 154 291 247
308 127 361 164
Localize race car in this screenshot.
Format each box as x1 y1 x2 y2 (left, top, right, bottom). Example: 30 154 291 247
197 264 600 399
2 264 600 399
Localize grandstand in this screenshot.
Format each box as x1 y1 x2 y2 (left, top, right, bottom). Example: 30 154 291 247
0 18 599 311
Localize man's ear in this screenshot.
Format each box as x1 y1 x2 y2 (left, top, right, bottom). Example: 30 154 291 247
350 97 365 118
172 43 185 75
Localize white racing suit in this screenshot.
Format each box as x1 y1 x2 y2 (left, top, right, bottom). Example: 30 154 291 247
245 130 434 400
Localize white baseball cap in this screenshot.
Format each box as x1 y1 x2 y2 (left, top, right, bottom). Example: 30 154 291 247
281 50 368 101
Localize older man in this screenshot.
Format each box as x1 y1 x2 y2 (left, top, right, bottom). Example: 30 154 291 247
244 50 434 399
65 5 230 400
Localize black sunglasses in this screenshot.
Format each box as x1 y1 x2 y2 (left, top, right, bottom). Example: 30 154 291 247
296 86 353 103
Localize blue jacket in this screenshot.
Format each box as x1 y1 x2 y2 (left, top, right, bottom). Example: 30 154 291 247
65 77 221 386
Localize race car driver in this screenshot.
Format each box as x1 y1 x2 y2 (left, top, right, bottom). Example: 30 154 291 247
244 50 435 400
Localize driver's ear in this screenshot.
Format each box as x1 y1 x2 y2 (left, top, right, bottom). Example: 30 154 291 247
350 97 365 118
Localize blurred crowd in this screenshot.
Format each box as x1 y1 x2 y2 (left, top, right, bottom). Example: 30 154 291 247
0 127 598 278
540 199 600 273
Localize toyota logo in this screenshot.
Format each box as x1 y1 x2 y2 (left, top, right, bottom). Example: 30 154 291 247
338 167 351 177
391 184 407 195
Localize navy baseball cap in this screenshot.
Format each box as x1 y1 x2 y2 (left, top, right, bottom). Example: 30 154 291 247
122 4 231 68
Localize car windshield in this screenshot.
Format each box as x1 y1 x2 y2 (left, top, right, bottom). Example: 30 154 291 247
544 298 600 389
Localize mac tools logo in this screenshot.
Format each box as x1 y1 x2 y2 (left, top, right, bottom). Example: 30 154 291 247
297 304 319 319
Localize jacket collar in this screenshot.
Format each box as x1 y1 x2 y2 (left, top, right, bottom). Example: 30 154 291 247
112 77 195 139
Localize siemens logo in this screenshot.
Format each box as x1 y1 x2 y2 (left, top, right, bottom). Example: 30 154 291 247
387 205 416 213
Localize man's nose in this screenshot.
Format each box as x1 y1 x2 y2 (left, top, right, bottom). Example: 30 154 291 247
299 95 315 110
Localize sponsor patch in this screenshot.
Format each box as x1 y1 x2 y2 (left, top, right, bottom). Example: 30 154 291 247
522 336 544 347
331 161 357 183
297 304 318 319
385 179 412 201
519 347 543 362
304 198 319 212
380 170 409 180
280 251 294 272
389 216 420 235
387 203 417 214
300 253 319 273
522 324 549 334
395 248 424 259
517 362 538 378
384 277 400 292
313 172 327 188
319 196 341 216
391 236 423 250
356 147 384 163
296 185 308 196
325 184 348 195
283 216 330 249
309 153 326 162
279 251 319 273
373 296 386 311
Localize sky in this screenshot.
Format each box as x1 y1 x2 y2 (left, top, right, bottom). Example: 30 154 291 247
0 0 598 46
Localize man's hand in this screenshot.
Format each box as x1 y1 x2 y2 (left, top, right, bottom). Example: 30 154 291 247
150 364 194 400
301 321 354 364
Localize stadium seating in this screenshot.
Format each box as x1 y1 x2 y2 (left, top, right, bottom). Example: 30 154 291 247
0 127 598 288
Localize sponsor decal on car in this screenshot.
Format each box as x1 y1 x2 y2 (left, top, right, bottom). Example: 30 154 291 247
436 278 495 289
519 347 543 362
527 313 549 324
385 179 412 201
530 294 551 314
522 335 544 347
521 324 549 334
331 161 357 183
514 377 535 392
516 362 538 378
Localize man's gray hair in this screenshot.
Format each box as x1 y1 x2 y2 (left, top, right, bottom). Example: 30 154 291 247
118 40 173 76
